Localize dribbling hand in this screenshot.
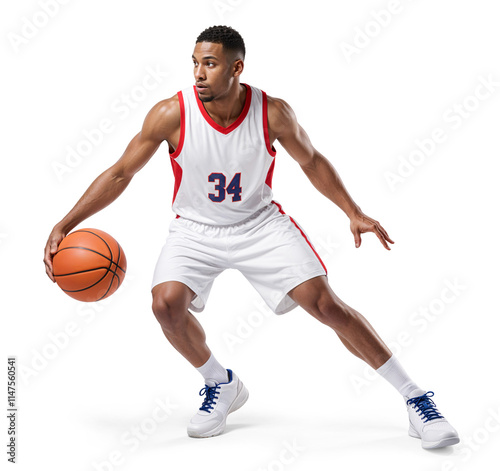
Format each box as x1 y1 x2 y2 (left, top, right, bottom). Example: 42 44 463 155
43 227 66 282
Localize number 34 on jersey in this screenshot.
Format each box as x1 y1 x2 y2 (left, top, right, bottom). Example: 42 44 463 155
208 172 242 203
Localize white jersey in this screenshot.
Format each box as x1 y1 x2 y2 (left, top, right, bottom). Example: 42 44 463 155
169 83 277 225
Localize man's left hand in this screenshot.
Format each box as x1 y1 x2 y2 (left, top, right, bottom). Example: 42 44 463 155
350 213 394 250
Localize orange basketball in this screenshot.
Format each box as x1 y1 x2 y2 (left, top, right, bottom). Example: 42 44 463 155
53 228 127 302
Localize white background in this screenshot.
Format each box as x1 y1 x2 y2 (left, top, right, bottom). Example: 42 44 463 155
2 1 500 470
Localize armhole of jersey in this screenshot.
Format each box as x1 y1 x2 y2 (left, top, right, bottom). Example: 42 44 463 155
262 91 277 157
169 91 185 159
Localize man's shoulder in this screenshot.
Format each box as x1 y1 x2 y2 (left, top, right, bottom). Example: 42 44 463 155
141 93 181 141
267 95 292 114
146 93 181 129
266 94 296 137
151 93 180 118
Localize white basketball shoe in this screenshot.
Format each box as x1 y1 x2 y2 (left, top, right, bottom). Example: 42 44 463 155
187 369 249 438
405 390 460 449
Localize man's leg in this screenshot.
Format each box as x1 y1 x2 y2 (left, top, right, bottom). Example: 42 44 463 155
152 280 229 384
152 280 211 368
288 275 392 369
151 280 248 438
288 275 421 397
288 274 460 448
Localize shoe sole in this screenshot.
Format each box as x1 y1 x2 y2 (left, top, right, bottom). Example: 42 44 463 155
409 424 460 449
187 382 249 439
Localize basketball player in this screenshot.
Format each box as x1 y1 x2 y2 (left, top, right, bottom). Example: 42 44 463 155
44 26 459 448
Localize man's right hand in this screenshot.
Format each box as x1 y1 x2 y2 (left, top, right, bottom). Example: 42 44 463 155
44 226 67 282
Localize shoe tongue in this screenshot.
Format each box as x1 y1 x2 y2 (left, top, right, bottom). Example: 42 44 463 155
205 379 217 387
407 388 427 399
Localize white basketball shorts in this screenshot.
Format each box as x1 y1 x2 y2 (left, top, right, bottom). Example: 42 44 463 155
151 200 327 315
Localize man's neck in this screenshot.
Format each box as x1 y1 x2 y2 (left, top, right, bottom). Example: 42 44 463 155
202 83 247 128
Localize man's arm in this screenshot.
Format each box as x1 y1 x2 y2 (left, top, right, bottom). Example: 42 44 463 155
43 95 180 281
267 96 394 250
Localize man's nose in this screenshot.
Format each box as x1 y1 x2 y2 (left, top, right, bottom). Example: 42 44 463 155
195 65 206 81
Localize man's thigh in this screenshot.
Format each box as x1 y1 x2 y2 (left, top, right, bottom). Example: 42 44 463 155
230 209 327 315
151 218 228 313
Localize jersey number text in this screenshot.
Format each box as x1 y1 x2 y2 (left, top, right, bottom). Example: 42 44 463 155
208 172 242 202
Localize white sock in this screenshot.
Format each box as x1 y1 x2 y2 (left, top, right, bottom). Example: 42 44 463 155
196 353 228 386
376 355 422 398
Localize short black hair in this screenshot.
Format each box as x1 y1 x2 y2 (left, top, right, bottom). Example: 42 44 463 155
196 25 245 61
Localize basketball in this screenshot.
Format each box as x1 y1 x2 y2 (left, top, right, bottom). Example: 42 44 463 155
53 228 127 302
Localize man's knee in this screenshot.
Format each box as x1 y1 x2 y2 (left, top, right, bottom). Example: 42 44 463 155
151 295 178 329
151 281 194 331
313 295 353 332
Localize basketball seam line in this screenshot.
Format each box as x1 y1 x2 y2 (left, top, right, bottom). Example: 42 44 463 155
78 230 117 301
54 267 110 277
55 247 125 277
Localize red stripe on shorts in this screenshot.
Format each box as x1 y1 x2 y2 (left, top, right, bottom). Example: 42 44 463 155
271 201 328 274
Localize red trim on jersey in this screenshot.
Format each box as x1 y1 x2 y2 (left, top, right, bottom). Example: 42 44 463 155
170 158 183 206
262 91 277 157
271 200 328 274
265 158 275 189
194 83 252 135
170 91 185 159
170 91 185 207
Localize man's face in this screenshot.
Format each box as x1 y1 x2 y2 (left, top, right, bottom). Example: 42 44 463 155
192 42 236 103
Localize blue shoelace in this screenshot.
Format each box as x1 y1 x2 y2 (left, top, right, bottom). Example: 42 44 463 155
406 391 444 423
198 384 221 412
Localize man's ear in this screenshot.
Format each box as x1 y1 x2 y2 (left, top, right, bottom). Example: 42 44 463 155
233 59 244 78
